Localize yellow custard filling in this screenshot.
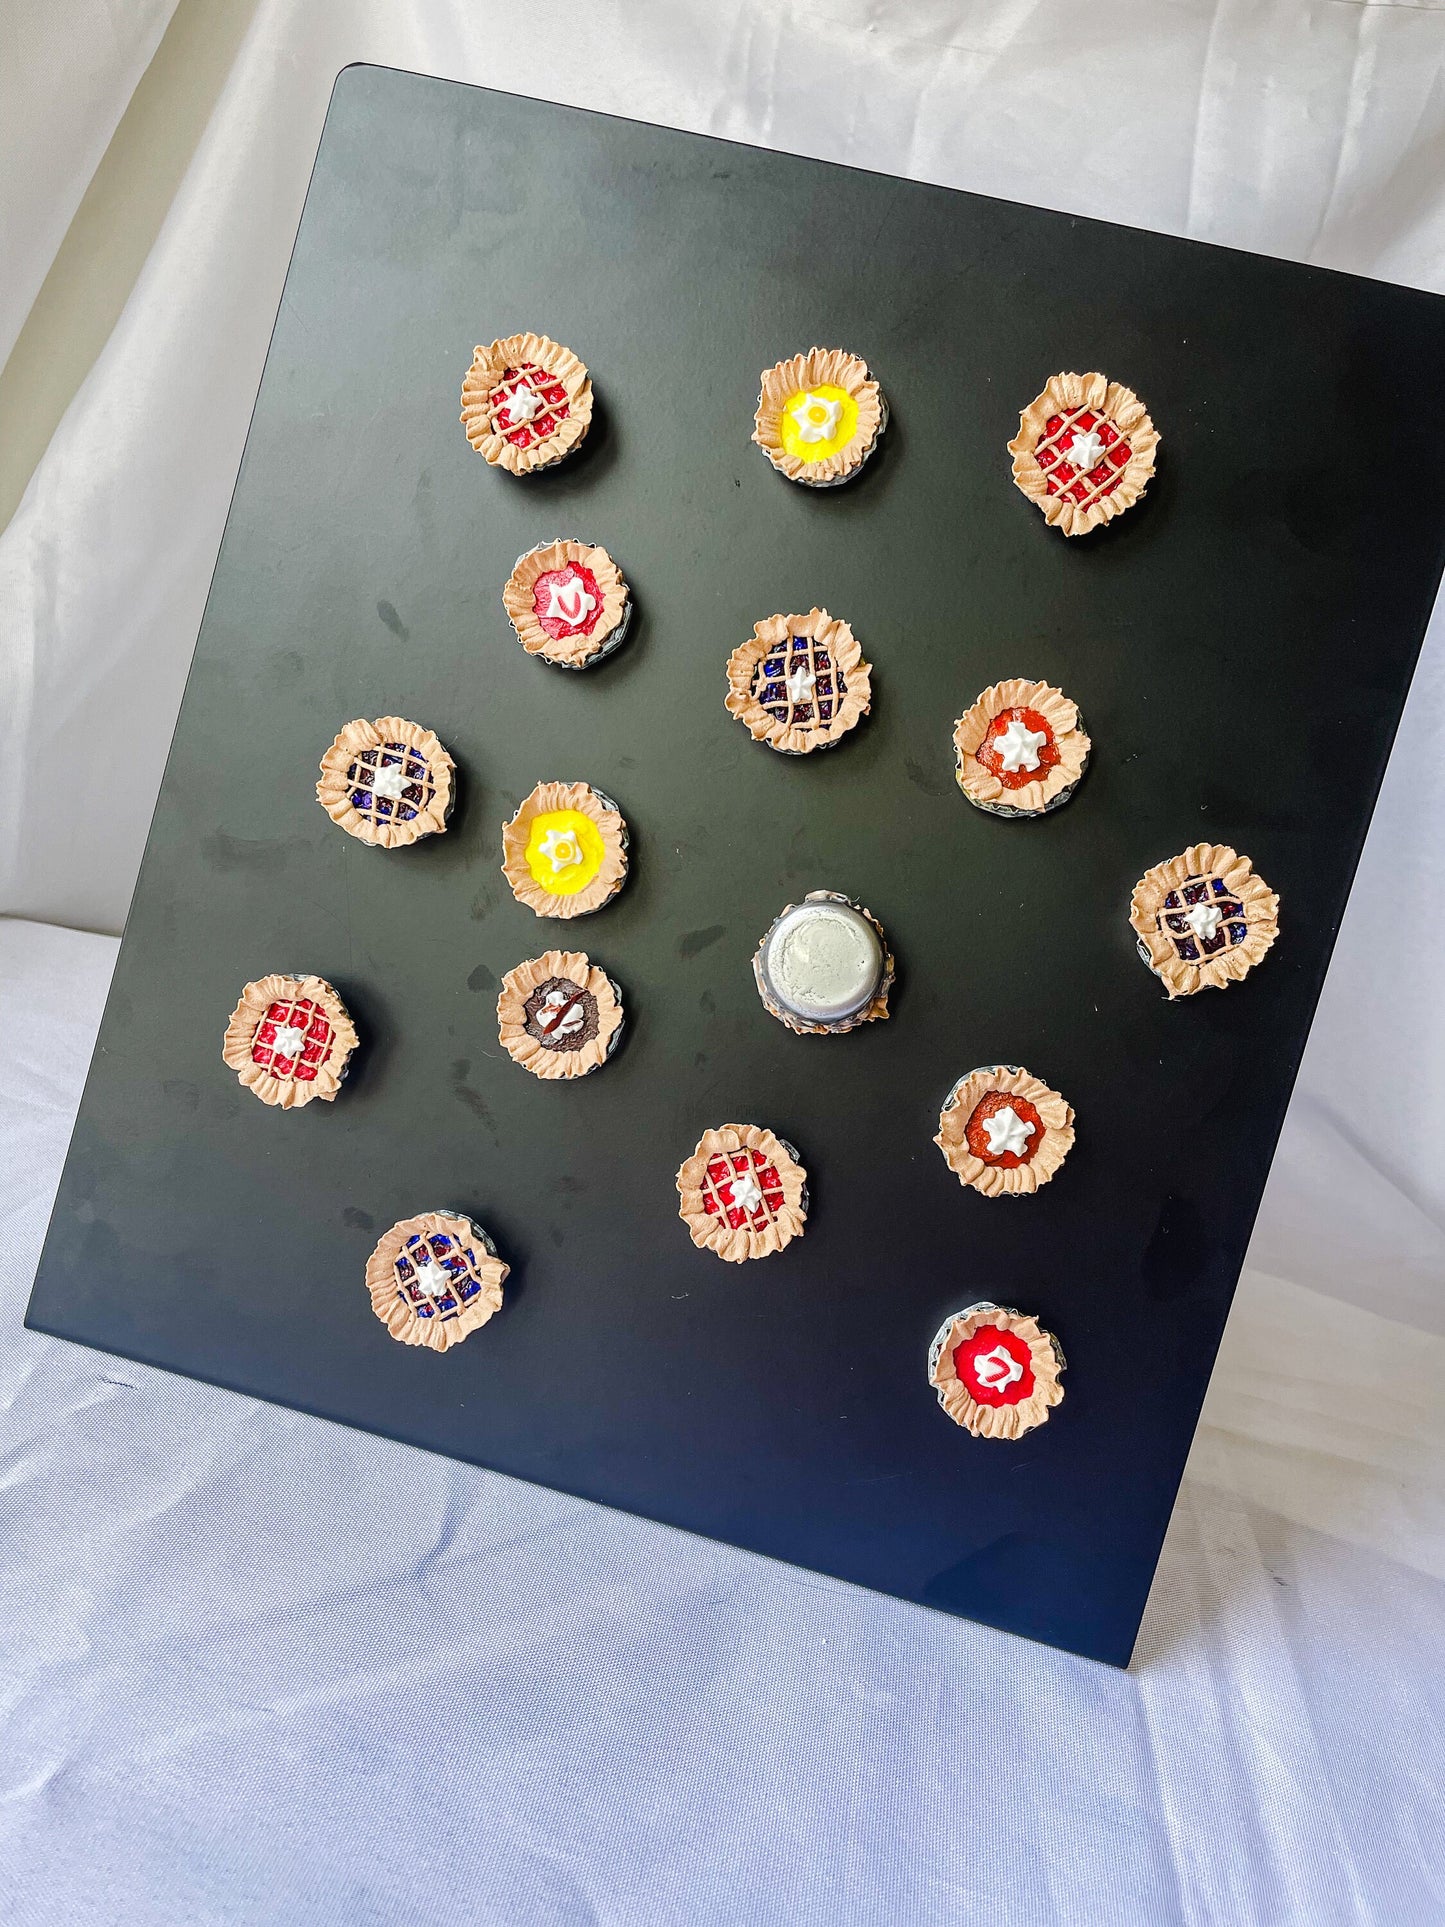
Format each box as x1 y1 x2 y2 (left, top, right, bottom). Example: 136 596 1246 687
778 384 859 462
524 809 606 895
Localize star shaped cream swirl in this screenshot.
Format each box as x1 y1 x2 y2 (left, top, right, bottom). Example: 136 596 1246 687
727 1169 763 1215
786 665 816 706
994 716 1049 773
1068 425 1105 472
538 827 582 873
790 391 843 444
972 1344 1024 1392
269 1023 309 1063
981 1105 1037 1159
1182 902 1223 940
497 384 541 428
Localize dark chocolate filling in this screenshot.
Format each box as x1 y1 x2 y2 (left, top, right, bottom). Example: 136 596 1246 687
522 976 600 1051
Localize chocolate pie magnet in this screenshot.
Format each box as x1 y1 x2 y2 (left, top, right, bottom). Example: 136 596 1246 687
1009 371 1158 536
497 949 624 1079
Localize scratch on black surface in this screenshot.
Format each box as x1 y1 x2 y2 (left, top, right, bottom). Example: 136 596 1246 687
678 924 726 959
377 599 409 642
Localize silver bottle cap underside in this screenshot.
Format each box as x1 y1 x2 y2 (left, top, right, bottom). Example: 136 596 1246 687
760 900 884 1024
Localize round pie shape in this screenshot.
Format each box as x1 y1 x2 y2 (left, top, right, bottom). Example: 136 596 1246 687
953 679 1090 817
1130 843 1280 999
753 891 894 1035
497 949 624 1079
752 348 886 487
502 540 632 669
1009 371 1159 536
501 781 628 919
928 1302 1065 1439
459 333 593 474
222 973 358 1109
366 1210 508 1353
935 1064 1075 1197
726 608 871 755
315 717 454 848
676 1123 809 1262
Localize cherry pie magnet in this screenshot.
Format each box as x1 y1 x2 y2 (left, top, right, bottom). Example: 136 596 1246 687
502 781 629 919
935 1064 1075 1197
221 973 358 1109
676 1123 809 1262
497 949 624 1080
725 609 871 755
315 717 454 848
953 679 1090 818
366 1211 507 1353
1130 843 1280 998
753 891 894 1035
753 348 887 487
460 332 593 474
928 1303 1065 1439
502 540 632 670
1009 371 1159 537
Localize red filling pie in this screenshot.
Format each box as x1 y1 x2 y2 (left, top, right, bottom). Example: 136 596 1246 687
973 706 1062 790
531 562 603 640
964 1091 1044 1167
490 362 571 448
701 1150 785 1231
953 1324 1036 1408
1035 407 1132 507
250 997 332 1082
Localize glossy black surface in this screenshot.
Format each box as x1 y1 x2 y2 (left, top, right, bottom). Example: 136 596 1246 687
28 66 1445 1665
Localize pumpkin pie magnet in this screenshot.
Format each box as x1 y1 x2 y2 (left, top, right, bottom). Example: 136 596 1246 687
936 1064 1075 1197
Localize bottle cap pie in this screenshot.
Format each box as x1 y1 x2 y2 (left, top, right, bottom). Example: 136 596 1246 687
753 348 887 487
497 949 624 1079
1009 371 1158 536
460 333 593 474
316 717 454 848
753 891 894 1035
502 540 631 670
501 781 628 919
676 1124 809 1262
366 1211 507 1352
222 973 358 1109
953 679 1090 818
725 608 871 756
1130 843 1280 998
928 1303 1065 1439
935 1064 1075 1197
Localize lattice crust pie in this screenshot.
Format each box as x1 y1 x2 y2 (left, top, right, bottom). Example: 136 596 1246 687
1130 843 1280 998
497 949 624 1080
222 973 358 1109
935 1064 1075 1197
460 332 593 474
1009 371 1159 536
726 608 872 755
502 540 632 669
676 1123 809 1262
502 781 629 919
953 679 1090 818
928 1302 1066 1440
753 348 887 487
366 1211 508 1353
316 717 454 848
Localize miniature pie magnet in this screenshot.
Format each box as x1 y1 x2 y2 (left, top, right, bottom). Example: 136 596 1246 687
460 333 592 474
366 1211 507 1352
1130 843 1280 998
753 891 894 1035
928 1303 1065 1439
726 609 871 755
936 1064 1075 1197
222 974 357 1109
1009 371 1158 536
316 717 454 848
676 1124 809 1262
753 348 887 487
502 781 628 919
954 680 1089 817
502 540 631 669
497 949 624 1079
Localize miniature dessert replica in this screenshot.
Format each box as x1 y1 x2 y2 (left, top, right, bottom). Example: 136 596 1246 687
752 348 887 487
953 679 1090 818
459 333 593 474
365 1211 507 1353
928 1304 1065 1439
753 891 893 1035
1130 844 1280 999
221 974 358 1109
1009 371 1159 537
497 949 624 1079
502 540 631 669
725 608 871 755
315 717 454 848
676 1124 809 1263
935 1064 1075 1197
501 781 628 919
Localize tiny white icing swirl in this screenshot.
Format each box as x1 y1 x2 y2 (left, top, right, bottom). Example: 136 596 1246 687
1069 425 1105 472
972 1344 1024 1391
268 1023 309 1062
981 1106 1036 1158
790 391 843 444
370 762 410 801
994 717 1048 774
1183 902 1223 940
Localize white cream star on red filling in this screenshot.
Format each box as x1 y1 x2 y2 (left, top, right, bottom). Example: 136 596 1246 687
537 572 597 630
971 1343 1025 1392
727 1170 763 1214
994 716 1049 773
496 384 541 428
981 1105 1036 1159
268 1022 309 1062
1068 425 1105 472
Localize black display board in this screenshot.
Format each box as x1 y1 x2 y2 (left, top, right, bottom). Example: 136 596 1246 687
28 65 1445 1665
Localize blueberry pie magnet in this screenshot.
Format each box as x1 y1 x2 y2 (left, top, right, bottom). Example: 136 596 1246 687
316 717 454 848
1130 844 1280 997
366 1211 508 1352
726 609 872 755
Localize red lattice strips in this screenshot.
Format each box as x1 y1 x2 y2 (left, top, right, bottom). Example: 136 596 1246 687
1035 407 1132 508
250 997 332 1082
491 362 571 447
701 1150 785 1231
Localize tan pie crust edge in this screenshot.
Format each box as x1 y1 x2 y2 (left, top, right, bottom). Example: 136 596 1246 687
935 1064 1075 1197
1008 371 1159 537
953 679 1090 814
460 332 593 474
497 948 623 1080
1129 843 1281 999
929 1305 1065 1439
315 716 454 848
676 1123 809 1263
725 609 872 755
365 1211 507 1353
752 891 895 1036
501 781 629 919
221 973 358 1110
752 347 885 485
502 541 630 667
